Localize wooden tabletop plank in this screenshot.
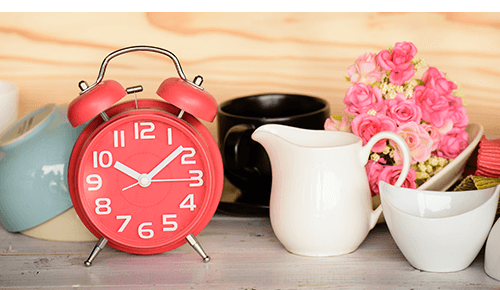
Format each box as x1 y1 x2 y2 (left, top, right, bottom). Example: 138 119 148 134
1 215 499 289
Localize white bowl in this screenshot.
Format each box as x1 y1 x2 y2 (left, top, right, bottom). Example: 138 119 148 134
372 124 484 224
380 181 499 272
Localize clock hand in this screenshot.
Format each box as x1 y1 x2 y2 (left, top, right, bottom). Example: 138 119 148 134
122 177 194 192
151 170 203 187
121 174 151 191
151 178 192 182
114 161 142 180
114 161 144 191
122 182 139 191
146 145 184 179
121 146 186 191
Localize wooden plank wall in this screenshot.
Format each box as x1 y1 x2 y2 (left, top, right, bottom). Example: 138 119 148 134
1 12 499 138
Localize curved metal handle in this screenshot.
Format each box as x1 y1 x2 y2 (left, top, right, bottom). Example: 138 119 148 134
79 45 201 94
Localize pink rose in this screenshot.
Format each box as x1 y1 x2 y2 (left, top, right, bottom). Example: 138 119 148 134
445 93 464 108
324 115 351 132
390 122 433 164
436 131 469 159
394 42 418 58
422 66 446 84
421 123 442 151
343 83 386 115
422 67 463 115
446 102 469 134
434 119 454 137
347 52 384 85
413 85 450 128
422 67 457 96
385 94 422 125
366 160 385 196
379 164 417 191
376 42 417 85
351 113 397 153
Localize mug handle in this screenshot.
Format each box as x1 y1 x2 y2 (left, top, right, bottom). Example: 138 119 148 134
222 124 261 184
359 131 411 229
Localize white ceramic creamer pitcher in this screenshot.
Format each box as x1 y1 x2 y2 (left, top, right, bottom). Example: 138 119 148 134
251 124 411 256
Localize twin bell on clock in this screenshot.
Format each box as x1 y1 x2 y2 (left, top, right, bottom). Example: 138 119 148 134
66 46 223 266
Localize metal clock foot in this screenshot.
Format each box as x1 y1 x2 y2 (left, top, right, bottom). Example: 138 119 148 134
186 234 210 263
84 237 108 267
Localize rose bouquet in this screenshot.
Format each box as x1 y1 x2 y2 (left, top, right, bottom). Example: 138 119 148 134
325 42 469 196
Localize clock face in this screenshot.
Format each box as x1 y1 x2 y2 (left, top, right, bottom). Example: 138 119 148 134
71 106 218 254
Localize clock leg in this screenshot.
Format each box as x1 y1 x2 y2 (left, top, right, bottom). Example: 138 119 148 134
84 237 108 267
186 234 210 263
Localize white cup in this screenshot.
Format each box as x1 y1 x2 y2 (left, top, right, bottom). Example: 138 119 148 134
0 81 18 135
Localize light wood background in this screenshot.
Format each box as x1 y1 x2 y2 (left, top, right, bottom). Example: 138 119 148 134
1 12 499 138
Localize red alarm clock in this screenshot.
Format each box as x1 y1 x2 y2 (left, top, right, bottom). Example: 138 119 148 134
67 46 223 266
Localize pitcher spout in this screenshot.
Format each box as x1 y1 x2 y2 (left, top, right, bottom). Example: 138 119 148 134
252 124 334 149
251 124 296 150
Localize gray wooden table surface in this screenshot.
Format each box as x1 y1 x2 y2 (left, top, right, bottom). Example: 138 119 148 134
1 213 500 289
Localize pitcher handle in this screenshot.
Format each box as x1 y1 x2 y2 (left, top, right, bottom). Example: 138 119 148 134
360 131 411 186
359 131 411 229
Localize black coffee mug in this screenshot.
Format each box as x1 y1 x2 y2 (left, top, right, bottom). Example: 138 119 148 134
218 93 330 206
